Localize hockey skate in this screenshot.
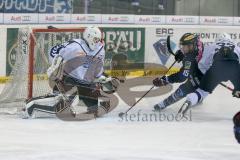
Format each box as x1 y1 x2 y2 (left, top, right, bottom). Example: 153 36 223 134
153 102 166 112
177 100 192 117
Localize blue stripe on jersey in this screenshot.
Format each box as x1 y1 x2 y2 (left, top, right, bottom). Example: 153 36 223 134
195 90 202 103
93 46 103 58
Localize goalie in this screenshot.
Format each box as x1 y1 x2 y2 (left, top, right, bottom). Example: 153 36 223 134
23 26 120 119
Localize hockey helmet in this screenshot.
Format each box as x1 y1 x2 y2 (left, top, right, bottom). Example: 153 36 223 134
83 26 102 51
180 33 198 46
215 33 231 42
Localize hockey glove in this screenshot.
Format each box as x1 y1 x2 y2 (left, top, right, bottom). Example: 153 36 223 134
175 50 184 63
233 111 240 143
94 75 112 84
101 78 120 94
153 76 169 87
232 90 240 98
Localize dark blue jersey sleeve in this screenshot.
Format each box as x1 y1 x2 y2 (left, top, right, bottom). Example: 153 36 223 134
167 66 189 83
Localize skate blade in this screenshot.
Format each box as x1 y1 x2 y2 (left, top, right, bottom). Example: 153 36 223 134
177 102 190 117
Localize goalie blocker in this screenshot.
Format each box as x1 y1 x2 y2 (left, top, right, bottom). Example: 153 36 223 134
23 74 120 120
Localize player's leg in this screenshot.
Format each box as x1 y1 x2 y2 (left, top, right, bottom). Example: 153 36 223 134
23 75 78 119
230 63 240 98
154 80 199 111
186 61 237 106
178 62 224 115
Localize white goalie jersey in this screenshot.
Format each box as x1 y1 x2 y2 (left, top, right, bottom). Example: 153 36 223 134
49 38 105 83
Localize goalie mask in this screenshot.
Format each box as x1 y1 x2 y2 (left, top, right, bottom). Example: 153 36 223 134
83 26 102 51
101 78 120 94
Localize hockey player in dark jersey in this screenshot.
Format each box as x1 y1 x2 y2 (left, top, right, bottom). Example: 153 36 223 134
153 33 204 111
233 111 240 143
179 33 240 115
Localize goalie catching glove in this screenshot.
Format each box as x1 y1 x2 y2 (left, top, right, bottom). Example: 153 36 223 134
94 75 120 94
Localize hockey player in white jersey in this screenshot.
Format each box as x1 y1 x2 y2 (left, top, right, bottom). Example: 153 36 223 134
23 26 120 119
178 33 240 115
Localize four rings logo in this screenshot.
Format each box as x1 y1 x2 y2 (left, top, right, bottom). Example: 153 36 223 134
218 18 230 24
56 16 65 21
185 17 195 23
22 16 31 21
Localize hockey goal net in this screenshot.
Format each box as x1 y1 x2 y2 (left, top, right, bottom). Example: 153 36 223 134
0 27 85 114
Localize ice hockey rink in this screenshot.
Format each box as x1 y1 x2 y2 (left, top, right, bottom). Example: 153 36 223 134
0 83 239 160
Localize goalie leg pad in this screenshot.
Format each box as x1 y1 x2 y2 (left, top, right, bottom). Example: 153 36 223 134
23 95 64 118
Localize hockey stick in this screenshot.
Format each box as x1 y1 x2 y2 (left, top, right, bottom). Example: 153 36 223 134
118 36 178 117
118 60 177 118
220 83 233 91
167 35 176 56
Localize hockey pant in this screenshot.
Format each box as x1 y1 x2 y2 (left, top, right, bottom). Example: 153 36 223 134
186 60 240 106
200 60 240 93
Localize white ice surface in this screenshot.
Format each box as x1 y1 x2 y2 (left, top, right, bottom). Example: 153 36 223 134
0 84 239 160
